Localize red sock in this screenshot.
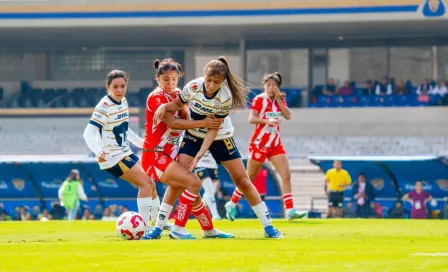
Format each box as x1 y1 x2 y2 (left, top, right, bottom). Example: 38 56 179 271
174 190 197 227
231 188 243 204
192 202 214 231
283 193 294 210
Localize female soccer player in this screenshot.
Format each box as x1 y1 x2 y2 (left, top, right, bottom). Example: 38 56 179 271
227 72 307 220
141 59 234 239
154 57 282 238
83 70 155 226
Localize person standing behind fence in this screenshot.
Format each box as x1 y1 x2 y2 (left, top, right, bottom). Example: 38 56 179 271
58 169 88 220
325 160 352 218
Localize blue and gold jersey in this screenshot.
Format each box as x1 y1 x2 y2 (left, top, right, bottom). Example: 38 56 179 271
179 77 234 140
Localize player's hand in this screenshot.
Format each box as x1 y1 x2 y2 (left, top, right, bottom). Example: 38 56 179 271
267 118 280 126
153 105 166 125
203 116 223 129
273 87 283 99
97 150 108 162
189 156 200 172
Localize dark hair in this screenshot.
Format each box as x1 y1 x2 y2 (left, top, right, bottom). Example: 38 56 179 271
106 70 130 86
204 56 249 109
358 173 367 179
263 72 282 87
153 58 184 78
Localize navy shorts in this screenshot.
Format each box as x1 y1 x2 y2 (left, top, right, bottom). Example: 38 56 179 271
208 168 219 180
193 167 210 180
105 153 139 178
179 132 241 164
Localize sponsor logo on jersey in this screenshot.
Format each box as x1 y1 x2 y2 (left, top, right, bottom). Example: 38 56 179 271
265 112 283 118
93 112 103 119
193 102 214 114
115 112 128 120
192 83 199 91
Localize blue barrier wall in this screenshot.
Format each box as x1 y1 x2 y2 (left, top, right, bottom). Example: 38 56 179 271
0 159 283 218
311 156 448 217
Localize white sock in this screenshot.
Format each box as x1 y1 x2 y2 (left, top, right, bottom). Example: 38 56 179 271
252 201 272 228
137 197 152 224
202 178 220 218
152 196 161 225
155 202 173 230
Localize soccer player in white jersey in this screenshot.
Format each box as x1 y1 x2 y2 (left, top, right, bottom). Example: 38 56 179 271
193 151 222 220
83 70 155 232
154 57 282 238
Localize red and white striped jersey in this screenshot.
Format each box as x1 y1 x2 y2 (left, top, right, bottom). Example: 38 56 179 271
249 93 287 148
143 87 183 159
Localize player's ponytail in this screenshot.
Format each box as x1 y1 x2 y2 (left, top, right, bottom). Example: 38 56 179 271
205 56 250 109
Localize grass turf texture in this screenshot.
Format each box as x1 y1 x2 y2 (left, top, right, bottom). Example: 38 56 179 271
1 219 447 272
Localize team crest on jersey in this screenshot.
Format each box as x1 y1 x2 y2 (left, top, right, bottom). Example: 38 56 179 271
191 83 199 91
102 102 108 107
436 179 448 191
125 156 132 161
12 179 25 191
158 156 167 165
198 171 204 177
370 178 384 191
255 153 261 159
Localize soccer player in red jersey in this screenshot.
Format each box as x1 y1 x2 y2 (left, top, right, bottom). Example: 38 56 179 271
141 58 233 239
227 72 307 220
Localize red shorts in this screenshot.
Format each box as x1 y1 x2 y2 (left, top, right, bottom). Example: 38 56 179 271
141 151 174 182
248 144 286 163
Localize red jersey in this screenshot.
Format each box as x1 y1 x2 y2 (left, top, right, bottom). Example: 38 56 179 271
143 87 183 158
249 93 287 148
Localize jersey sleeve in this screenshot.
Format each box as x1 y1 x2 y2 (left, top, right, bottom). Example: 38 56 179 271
324 170 331 181
215 97 232 118
345 171 352 185
250 96 263 112
89 102 109 129
147 93 168 113
178 83 193 104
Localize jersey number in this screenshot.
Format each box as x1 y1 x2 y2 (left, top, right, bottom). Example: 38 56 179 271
112 121 129 147
223 138 236 150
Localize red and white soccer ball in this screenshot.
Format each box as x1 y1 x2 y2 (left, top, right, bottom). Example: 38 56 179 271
116 211 147 240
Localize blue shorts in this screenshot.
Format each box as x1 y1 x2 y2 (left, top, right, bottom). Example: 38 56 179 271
105 153 139 178
179 132 241 164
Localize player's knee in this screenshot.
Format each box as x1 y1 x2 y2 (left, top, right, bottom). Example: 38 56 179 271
139 175 154 192
234 176 252 192
187 175 202 194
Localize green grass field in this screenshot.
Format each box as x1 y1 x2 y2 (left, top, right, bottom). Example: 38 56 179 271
1 219 447 272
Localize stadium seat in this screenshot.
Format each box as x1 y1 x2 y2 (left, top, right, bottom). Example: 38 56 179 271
358 95 371 107
395 95 410 107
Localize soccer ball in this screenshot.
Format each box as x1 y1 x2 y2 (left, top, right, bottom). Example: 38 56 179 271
116 211 147 240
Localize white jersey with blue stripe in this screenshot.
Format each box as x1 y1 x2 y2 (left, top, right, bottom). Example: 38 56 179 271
178 77 234 140
88 95 133 170
196 151 218 169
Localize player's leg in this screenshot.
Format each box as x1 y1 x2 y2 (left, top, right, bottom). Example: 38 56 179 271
177 154 234 239
269 153 307 220
199 168 221 220
137 154 161 226
118 157 154 226
220 158 282 238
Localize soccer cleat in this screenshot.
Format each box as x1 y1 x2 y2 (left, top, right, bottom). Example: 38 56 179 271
203 229 235 239
212 215 222 220
163 222 173 231
169 227 196 240
285 208 307 221
264 226 283 239
225 201 237 221
141 227 162 240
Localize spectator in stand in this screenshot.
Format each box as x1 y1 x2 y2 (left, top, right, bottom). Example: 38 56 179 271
0 208 11 221
338 80 354 96
101 207 118 221
362 80 376 95
433 80 448 105
393 79 409 95
82 208 95 220
322 78 338 96
416 78 434 94
38 208 53 221
17 206 32 221
351 173 376 218
402 181 432 219
375 76 393 96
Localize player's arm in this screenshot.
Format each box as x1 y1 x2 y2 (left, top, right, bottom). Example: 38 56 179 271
84 103 108 161
161 113 222 130
402 193 410 202
127 129 144 149
188 129 219 172
425 194 432 203
77 183 88 201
